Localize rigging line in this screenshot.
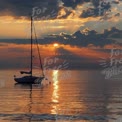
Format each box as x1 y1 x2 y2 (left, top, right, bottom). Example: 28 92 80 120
33 22 45 77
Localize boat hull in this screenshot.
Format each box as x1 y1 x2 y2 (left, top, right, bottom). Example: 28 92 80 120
14 76 44 84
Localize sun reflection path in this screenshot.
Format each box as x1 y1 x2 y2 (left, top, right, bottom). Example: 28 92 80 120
51 70 59 114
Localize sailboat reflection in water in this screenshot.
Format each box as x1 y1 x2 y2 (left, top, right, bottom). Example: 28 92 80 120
14 16 45 84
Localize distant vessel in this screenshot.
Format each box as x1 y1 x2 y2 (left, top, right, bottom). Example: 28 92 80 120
14 16 44 84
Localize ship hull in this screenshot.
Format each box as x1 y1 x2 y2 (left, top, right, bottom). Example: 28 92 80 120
14 76 44 84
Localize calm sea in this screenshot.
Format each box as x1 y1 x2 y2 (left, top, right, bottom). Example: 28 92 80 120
0 69 122 122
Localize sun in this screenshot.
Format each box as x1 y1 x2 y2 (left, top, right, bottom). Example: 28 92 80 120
53 43 59 47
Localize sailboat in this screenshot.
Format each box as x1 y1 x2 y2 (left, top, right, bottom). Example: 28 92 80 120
14 16 44 84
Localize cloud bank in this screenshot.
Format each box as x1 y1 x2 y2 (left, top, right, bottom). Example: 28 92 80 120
0 27 121 48
0 0 121 20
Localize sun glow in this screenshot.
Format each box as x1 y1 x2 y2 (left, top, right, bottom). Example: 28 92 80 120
53 43 59 47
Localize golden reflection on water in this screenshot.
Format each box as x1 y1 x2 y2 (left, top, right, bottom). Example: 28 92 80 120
51 70 59 114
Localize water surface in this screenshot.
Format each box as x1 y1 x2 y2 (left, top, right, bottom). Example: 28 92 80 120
0 70 122 122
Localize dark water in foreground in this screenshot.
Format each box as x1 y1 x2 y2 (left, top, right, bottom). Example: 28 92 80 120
0 70 122 122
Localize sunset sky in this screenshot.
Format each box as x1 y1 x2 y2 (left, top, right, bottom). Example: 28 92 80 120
0 0 122 69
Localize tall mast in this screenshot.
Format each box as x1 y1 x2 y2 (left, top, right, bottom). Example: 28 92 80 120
30 16 33 76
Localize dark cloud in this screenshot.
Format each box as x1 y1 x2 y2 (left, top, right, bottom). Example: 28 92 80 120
81 0 122 19
0 0 121 19
81 0 111 18
0 0 31 17
0 0 58 19
0 39 30 44
112 0 120 4
0 0 85 19
114 13 120 17
39 27 121 47
61 0 115 19
0 27 121 47
61 0 88 8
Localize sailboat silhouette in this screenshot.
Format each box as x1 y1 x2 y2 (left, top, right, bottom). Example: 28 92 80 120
14 16 44 84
